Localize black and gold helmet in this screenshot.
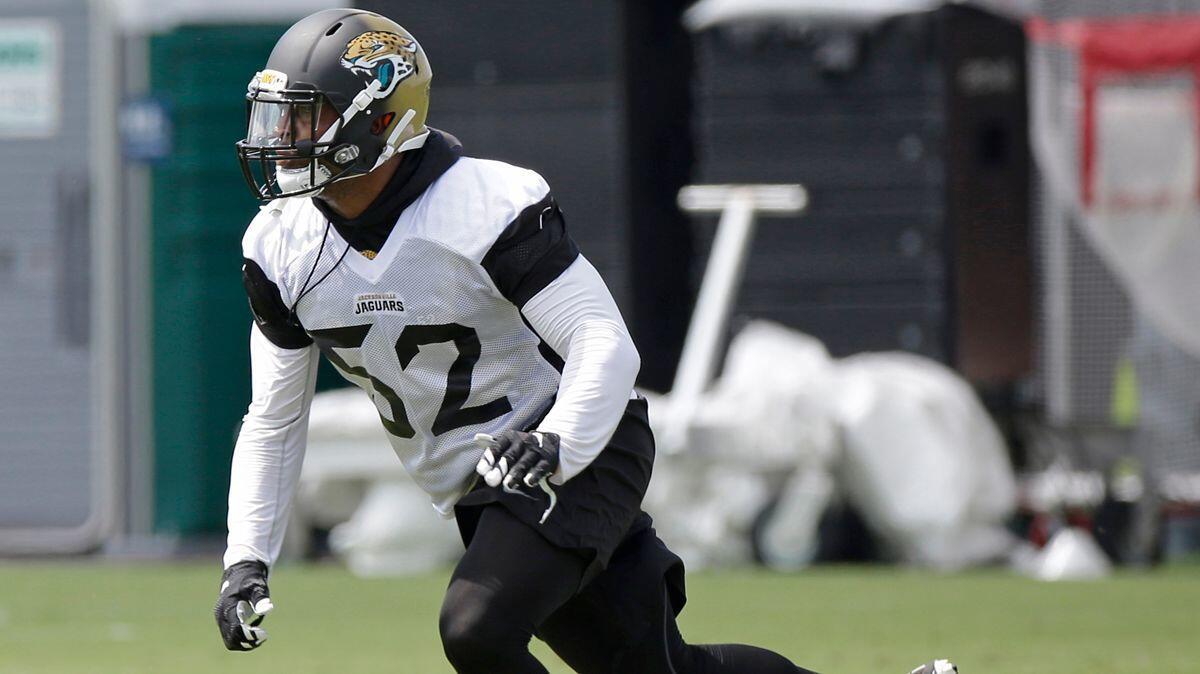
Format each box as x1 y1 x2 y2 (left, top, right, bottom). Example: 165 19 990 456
236 8 432 201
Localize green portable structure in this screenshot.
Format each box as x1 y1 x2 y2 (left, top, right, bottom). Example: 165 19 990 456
149 25 345 535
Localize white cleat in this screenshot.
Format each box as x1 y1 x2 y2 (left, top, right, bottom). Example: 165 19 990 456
909 660 957 674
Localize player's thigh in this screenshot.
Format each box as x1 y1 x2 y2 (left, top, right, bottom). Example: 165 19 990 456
537 527 686 673
442 505 587 638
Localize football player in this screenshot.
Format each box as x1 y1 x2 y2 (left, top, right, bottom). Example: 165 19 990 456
216 8 955 674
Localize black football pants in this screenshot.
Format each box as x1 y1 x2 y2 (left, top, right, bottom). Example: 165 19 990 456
438 505 817 674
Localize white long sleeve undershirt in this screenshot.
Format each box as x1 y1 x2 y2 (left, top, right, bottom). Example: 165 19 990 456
520 256 641 484
223 325 318 569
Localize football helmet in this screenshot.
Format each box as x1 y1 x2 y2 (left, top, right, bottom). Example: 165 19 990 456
236 9 432 201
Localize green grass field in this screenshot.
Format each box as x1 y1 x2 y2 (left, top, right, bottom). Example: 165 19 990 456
0 562 1197 674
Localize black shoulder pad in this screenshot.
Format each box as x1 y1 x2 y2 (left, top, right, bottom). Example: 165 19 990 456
481 194 581 307
242 258 313 349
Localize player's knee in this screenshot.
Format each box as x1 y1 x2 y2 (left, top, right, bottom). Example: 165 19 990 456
439 587 523 666
439 616 488 667
439 599 485 658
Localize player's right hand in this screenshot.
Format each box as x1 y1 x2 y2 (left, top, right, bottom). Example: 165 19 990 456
214 559 274 651
474 430 560 491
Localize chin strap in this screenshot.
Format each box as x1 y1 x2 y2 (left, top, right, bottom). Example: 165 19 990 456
318 80 384 145
372 108 428 170
316 76 429 172
316 103 427 173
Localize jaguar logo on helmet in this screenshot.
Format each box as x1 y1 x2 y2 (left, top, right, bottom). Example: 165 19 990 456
340 31 420 99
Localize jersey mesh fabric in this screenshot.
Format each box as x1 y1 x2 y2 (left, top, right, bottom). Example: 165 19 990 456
287 233 561 514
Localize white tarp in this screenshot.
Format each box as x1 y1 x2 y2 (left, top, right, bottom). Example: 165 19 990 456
647 321 1017 570
327 480 462 577
644 324 841 567
834 352 1017 567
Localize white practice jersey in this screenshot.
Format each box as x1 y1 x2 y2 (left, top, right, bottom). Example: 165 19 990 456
227 143 640 567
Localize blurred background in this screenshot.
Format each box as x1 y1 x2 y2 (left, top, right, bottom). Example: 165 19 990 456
2 0 1200 668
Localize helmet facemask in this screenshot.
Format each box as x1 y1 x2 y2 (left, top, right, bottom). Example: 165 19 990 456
236 87 359 201
236 13 435 203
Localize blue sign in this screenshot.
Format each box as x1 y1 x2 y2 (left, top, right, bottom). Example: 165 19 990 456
119 97 173 162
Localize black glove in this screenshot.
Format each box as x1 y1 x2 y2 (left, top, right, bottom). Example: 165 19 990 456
474 430 561 491
214 560 274 651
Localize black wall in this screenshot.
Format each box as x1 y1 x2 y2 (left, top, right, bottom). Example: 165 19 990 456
622 0 696 391
690 6 1032 383
694 13 948 362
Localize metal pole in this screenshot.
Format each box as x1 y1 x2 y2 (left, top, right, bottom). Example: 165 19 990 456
121 30 155 540
89 0 121 548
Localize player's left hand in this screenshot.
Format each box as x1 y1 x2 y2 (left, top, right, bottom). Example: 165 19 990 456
475 430 560 491
214 559 274 651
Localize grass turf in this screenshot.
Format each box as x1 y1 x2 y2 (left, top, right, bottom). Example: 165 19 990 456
0 562 1196 673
